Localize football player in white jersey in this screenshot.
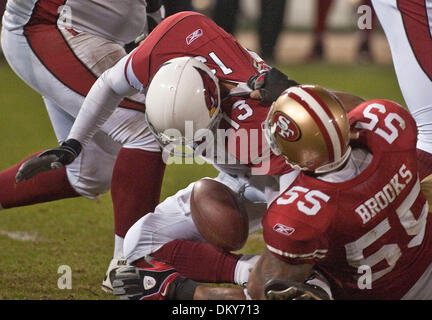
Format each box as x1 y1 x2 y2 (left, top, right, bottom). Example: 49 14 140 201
371 0 432 195
0 0 164 292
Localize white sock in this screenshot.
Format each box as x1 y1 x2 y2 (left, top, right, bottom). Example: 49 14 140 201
234 254 261 286
113 235 125 260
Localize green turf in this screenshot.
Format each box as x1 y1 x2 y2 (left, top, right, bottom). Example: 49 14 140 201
0 60 404 299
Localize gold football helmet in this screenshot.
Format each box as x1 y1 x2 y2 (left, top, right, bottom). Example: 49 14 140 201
265 85 351 174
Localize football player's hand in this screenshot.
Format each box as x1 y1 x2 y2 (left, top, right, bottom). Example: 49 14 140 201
264 279 332 300
125 5 165 53
247 67 299 103
15 139 82 183
146 4 165 34
134 4 165 45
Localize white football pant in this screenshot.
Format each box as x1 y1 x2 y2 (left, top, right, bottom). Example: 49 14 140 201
372 0 432 154
1 26 159 198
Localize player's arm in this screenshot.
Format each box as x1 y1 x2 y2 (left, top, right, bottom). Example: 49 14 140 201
248 69 364 111
248 67 299 102
332 91 365 113
126 0 165 51
194 250 331 300
15 55 138 182
67 55 138 146
113 250 331 300
245 249 332 300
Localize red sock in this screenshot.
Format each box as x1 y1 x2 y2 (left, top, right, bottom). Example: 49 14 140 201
139 239 241 284
111 148 166 238
0 152 79 208
417 148 432 180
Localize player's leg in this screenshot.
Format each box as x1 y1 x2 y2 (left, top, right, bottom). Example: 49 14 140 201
258 0 287 62
2 25 166 290
0 153 79 210
59 26 169 290
93 106 166 289
44 97 121 200
371 0 432 194
122 173 261 285
308 0 333 60
0 94 82 210
0 29 119 206
0 95 121 209
212 0 240 34
357 0 376 63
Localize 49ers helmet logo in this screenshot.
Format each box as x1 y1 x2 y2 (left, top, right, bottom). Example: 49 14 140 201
273 112 301 141
194 66 219 117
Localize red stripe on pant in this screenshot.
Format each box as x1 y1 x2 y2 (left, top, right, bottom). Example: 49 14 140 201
398 0 432 81
23 1 146 112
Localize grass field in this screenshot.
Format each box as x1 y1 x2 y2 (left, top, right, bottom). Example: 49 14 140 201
0 59 405 299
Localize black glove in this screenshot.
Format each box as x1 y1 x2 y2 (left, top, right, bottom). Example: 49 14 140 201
146 5 165 34
15 139 82 183
265 279 332 300
247 67 299 103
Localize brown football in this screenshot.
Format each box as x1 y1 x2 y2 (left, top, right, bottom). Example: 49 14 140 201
190 179 249 251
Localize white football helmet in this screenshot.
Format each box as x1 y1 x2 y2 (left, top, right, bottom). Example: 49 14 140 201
145 56 222 155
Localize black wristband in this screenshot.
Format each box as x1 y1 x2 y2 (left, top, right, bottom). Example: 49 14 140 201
168 276 200 300
61 139 82 158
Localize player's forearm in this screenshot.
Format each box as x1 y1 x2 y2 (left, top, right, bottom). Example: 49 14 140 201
67 73 123 145
67 55 138 146
332 91 365 113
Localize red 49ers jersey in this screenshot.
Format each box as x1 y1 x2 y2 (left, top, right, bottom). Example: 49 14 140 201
263 99 432 299
124 11 261 96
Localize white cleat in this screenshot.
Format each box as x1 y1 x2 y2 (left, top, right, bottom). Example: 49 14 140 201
101 257 128 293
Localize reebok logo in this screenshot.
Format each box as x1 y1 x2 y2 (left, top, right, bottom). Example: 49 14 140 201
273 223 295 237
186 29 203 45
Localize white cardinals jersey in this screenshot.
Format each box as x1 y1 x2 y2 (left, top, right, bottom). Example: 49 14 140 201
2 0 148 45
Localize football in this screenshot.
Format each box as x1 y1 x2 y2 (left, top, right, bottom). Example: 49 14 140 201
190 179 249 251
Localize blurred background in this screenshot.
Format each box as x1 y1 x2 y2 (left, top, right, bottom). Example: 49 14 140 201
0 1 402 299
161 0 389 65
0 0 390 65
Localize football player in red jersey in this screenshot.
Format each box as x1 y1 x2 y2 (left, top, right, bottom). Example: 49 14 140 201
112 85 432 300
259 86 432 299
